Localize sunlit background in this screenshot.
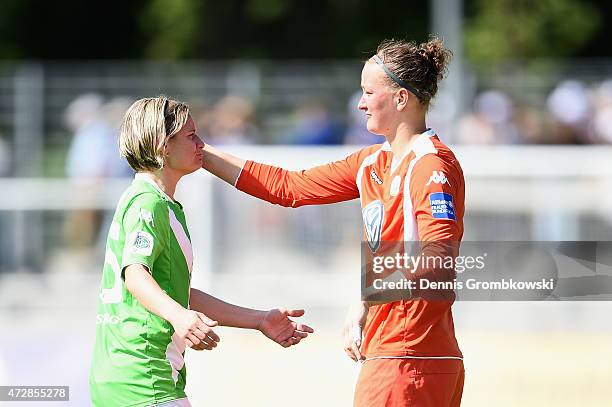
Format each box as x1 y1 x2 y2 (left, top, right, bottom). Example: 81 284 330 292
1 0 612 406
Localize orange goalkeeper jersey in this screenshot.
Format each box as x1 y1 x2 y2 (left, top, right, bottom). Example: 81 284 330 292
236 129 464 359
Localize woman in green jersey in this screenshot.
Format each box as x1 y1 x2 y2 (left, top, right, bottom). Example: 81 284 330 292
90 96 313 407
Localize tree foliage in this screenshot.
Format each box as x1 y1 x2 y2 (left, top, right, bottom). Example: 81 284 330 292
465 0 601 63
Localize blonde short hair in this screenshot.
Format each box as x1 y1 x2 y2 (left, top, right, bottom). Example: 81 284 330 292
119 96 190 172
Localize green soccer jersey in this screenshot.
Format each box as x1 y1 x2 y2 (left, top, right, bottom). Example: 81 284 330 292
90 174 193 407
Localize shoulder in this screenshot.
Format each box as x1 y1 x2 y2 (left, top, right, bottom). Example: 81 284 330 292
122 190 170 224
413 137 462 177
347 143 387 166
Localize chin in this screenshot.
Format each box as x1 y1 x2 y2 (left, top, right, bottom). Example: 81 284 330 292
366 121 383 136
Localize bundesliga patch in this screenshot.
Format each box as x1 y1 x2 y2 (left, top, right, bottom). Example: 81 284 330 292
429 192 456 220
128 231 154 256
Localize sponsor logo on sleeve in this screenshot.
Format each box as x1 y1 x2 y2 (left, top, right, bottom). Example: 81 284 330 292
429 192 456 220
128 231 154 256
426 170 450 186
362 200 384 252
370 170 383 185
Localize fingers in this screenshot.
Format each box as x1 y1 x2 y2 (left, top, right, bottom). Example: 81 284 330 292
295 323 314 334
350 340 364 361
292 330 309 339
279 336 302 348
187 335 218 351
342 325 365 362
282 309 305 318
197 312 218 327
343 341 363 362
194 312 221 343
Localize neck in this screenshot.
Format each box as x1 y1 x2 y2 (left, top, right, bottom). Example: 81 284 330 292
139 170 180 200
386 117 428 158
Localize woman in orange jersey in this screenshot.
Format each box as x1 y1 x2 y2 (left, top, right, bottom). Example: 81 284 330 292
201 37 465 407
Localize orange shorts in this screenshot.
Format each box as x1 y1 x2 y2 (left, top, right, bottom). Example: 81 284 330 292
354 358 464 407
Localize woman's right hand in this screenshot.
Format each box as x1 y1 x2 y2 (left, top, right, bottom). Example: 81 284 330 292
341 301 369 362
169 308 220 351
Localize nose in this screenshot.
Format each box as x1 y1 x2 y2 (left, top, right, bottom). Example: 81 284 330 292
358 93 367 111
195 135 205 149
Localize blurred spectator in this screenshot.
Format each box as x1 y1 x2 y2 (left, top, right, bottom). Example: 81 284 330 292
101 96 136 177
344 91 384 145
63 93 131 254
65 94 132 178
457 90 519 144
546 80 592 144
513 103 546 144
202 95 259 145
288 100 344 145
592 79 612 143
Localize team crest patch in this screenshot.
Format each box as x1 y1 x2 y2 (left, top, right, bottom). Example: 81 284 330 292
362 200 384 252
429 192 456 220
128 231 154 256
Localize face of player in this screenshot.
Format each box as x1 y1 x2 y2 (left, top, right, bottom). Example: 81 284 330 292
358 59 399 136
164 116 205 176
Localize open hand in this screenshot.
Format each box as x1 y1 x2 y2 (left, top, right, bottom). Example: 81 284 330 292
258 308 314 347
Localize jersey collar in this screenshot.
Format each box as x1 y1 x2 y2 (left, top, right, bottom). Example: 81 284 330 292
383 128 436 173
381 128 435 152
134 173 180 206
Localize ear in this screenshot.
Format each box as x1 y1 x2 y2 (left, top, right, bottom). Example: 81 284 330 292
395 88 411 111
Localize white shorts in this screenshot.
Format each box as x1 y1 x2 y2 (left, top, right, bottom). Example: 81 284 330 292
150 397 192 407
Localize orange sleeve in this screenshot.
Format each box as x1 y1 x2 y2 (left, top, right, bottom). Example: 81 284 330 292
235 148 370 207
408 153 465 299
409 153 464 242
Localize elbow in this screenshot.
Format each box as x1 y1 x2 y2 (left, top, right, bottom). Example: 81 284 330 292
123 270 136 295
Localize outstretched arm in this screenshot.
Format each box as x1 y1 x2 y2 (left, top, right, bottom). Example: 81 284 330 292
202 143 364 208
189 288 314 347
202 144 245 186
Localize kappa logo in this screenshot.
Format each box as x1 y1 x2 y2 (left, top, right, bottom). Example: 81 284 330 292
362 200 384 252
370 170 383 185
140 209 154 225
426 170 451 186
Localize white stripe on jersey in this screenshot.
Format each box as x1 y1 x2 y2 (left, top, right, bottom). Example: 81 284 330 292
355 145 386 198
403 132 438 249
165 332 186 386
168 208 193 275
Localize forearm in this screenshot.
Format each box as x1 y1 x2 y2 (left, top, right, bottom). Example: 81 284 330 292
189 288 265 329
363 270 410 305
202 144 246 186
364 242 458 304
124 265 184 323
